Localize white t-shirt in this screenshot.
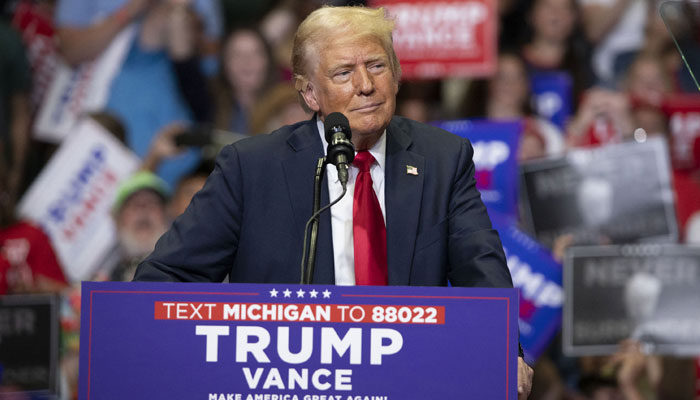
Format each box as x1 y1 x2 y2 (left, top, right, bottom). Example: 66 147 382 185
578 0 647 84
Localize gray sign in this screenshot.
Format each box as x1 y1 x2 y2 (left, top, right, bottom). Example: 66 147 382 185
520 137 678 248
563 244 700 356
0 294 59 396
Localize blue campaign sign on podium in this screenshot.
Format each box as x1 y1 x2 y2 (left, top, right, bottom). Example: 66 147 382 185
79 282 518 400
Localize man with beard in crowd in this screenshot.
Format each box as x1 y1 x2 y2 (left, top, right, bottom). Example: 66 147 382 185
111 171 170 281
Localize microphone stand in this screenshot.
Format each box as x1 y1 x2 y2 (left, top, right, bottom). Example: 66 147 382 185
300 158 348 284
301 157 326 285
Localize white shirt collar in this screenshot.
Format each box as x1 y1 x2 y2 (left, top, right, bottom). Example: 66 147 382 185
316 116 386 178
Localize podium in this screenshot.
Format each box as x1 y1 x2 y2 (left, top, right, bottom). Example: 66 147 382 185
79 282 518 399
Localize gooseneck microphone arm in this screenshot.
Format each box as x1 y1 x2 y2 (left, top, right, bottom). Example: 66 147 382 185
300 176 347 284
300 157 328 285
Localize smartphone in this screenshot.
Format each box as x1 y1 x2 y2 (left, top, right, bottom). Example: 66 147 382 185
174 125 214 147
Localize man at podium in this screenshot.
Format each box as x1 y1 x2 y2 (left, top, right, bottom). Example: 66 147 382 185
134 5 533 397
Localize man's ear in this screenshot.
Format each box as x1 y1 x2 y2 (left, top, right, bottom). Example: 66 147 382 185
300 82 321 113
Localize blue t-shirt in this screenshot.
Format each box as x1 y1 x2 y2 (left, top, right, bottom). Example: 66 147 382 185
55 0 222 186
56 0 221 38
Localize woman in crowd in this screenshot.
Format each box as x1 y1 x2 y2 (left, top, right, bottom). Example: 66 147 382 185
462 53 566 161
521 0 592 101
213 27 278 134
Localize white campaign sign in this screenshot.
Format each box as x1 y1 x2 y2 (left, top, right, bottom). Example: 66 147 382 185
18 119 140 282
33 25 136 143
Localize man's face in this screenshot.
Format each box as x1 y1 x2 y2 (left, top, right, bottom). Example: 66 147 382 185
116 190 169 258
301 35 399 140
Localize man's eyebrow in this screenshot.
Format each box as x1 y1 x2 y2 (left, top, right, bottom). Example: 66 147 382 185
365 55 388 64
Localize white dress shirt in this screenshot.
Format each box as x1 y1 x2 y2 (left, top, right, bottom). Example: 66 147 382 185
316 117 386 285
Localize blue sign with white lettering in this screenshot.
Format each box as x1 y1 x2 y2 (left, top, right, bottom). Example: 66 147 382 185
530 72 573 131
435 119 522 219
491 214 563 362
79 282 518 400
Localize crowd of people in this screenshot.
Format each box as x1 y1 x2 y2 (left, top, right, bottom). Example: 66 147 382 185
0 0 699 398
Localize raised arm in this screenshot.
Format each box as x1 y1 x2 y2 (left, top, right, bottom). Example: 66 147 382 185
56 0 155 66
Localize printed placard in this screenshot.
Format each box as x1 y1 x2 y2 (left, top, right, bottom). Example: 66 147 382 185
33 25 135 143
520 137 678 248
435 119 521 218
563 244 700 356
664 93 700 170
0 294 59 396
370 0 497 79
492 216 562 363
18 119 140 282
530 72 572 132
79 282 518 400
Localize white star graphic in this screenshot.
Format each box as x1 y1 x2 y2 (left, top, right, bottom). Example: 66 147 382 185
269 288 278 297
283 289 292 298
296 289 306 298
322 289 331 298
309 289 319 298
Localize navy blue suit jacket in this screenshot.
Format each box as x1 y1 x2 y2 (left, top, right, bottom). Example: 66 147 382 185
134 116 513 288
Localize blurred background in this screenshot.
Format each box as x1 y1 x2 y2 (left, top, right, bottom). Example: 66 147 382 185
0 0 699 398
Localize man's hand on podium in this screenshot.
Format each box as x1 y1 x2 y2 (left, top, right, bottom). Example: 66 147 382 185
518 357 534 399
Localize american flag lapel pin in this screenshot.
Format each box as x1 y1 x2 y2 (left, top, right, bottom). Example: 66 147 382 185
406 165 418 175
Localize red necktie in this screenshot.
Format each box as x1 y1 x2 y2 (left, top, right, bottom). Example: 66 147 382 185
352 151 388 285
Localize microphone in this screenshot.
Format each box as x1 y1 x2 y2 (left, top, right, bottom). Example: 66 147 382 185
324 112 355 187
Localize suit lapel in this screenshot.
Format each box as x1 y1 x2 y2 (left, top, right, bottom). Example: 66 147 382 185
281 120 335 284
385 119 425 285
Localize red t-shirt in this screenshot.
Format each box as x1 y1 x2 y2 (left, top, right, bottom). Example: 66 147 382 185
577 116 621 147
0 255 11 295
0 221 67 291
673 170 700 241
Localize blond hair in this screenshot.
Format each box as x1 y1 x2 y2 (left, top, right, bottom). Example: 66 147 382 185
292 5 401 93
